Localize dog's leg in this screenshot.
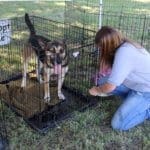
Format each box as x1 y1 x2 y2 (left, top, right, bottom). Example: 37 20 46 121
58 67 68 100
36 57 43 83
44 65 50 102
21 58 29 88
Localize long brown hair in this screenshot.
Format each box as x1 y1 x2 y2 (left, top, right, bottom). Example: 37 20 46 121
95 26 141 69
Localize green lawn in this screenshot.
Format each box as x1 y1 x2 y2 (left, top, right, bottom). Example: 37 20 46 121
0 1 65 22
0 1 150 150
3 100 150 150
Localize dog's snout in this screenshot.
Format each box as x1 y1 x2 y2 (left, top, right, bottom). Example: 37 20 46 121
55 54 62 64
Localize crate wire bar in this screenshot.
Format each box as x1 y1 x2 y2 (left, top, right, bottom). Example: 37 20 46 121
0 100 9 150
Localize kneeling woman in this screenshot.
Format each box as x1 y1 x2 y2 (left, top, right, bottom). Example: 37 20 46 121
89 26 150 131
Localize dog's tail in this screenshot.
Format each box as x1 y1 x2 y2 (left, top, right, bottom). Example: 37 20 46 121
25 13 36 35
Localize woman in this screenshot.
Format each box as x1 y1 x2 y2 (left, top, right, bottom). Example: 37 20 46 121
89 26 150 131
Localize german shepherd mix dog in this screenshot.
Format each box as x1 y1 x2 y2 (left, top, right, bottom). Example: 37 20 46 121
21 13 68 102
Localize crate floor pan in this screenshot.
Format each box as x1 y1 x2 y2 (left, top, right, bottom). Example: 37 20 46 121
0 76 98 133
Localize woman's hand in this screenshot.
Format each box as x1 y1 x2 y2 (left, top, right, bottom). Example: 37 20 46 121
89 83 116 96
89 86 100 96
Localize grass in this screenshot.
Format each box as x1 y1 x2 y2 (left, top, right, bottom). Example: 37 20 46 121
0 1 150 150
65 0 150 49
0 1 65 22
3 99 150 150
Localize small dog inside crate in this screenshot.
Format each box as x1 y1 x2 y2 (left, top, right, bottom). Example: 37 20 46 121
21 13 68 102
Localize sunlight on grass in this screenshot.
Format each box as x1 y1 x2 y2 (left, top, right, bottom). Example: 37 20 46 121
135 8 150 14
81 5 99 13
55 2 65 6
18 8 25 11
12 31 28 40
134 0 150 2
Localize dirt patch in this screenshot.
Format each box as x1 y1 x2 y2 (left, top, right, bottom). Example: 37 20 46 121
104 141 122 150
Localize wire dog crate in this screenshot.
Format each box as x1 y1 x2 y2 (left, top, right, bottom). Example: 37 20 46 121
0 15 98 133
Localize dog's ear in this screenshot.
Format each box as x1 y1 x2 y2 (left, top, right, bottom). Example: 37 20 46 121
46 41 52 51
62 39 67 49
62 39 66 44
38 39 46 49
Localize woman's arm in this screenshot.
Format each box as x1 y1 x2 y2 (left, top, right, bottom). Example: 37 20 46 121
89 83 116 96
89 45 135 97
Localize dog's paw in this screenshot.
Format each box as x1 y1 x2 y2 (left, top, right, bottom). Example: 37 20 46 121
20 85 26 92
19 87 24 93
44 96 51 103
37 77 44 84
58 92 65 100
21 83 26 88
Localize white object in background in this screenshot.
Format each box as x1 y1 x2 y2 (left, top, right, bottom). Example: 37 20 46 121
97 93 108 97
0 19 11 46
72 51 80 58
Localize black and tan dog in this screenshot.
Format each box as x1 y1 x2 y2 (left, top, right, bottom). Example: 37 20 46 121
21 13 68 102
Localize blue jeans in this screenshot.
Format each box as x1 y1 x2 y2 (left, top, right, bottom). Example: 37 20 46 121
97 77 150 131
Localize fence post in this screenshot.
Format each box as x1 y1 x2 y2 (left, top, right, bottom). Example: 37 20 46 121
98 0 103 29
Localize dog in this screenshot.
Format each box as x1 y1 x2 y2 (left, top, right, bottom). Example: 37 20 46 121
21 13 68 102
